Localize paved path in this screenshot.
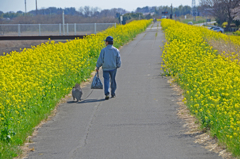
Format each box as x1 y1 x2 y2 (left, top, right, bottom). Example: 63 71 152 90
27 22 221 159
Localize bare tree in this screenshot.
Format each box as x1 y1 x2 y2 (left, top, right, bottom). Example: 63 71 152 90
78 6 91 17
84 6 91 17
78 6 101 17
91 7 101 16
78 7 84 15
232 4 240 21
200 0 240 28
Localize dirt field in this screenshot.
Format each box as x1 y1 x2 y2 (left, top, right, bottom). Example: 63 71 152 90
0 40 67 56
0 40 49 55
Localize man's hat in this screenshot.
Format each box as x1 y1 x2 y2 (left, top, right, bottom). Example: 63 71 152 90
104 36 113 42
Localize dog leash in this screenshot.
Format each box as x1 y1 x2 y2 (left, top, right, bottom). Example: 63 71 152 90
80 89 94 102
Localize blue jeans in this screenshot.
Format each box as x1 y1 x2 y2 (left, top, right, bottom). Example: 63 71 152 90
103 69 117 96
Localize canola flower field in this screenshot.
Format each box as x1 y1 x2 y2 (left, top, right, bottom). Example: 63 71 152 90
0 20 152 158
161 19 240 156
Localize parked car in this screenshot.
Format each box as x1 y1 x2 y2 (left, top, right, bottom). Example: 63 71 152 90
188 21 193 25
209 26 224 33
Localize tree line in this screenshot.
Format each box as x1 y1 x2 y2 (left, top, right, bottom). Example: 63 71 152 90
0 5 195 25
0 7 128 19
2 3 240 30
136 5 192 17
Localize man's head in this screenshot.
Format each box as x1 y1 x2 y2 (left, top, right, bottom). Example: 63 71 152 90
104 36 113 45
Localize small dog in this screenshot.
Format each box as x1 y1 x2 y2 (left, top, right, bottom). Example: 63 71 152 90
72 83 83 102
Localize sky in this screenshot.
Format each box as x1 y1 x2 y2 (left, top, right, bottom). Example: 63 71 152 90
0 0 195 13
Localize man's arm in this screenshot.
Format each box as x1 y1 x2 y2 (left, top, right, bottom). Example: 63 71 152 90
96 50 104 71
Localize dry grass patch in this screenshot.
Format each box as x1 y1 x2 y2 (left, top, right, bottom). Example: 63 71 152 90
168 78 236 159
208 39 240 61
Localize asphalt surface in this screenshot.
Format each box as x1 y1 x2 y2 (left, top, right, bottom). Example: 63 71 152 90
27 22 221 159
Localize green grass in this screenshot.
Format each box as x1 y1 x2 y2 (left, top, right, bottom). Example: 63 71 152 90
179 16 214 25
181 19 207 24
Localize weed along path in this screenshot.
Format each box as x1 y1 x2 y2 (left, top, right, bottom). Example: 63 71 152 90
26 22 221 159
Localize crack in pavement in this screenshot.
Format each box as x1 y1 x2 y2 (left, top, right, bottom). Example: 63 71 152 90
68 100 101 159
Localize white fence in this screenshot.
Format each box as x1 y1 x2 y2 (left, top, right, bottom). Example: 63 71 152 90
0 23 116 36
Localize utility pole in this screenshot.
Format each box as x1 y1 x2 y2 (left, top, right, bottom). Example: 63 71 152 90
36 0 38 15
25 0 27 13
170 4 173 19
192 0 196 21
62 10 65 35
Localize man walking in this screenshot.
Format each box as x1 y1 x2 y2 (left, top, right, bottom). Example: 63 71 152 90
96 36 121 100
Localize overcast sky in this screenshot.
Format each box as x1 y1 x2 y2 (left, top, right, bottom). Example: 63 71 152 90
0 0 195 13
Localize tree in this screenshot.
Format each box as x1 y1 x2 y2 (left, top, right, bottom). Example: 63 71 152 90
145 13 152 19
0 11 3 18
200 0 240 28
78 7 84 16
83 6 91 17
91 7 101 17
232 5 240 21
2 12 20 19
150 5 191 17
78 6 101 17
136 6 150 13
